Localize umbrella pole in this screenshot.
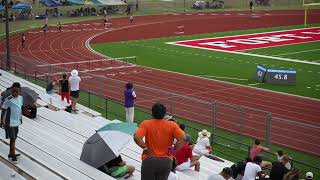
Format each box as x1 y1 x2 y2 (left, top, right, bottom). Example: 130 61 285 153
5 0 11 71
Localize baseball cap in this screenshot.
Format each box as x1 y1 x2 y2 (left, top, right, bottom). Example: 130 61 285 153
306 172 313 179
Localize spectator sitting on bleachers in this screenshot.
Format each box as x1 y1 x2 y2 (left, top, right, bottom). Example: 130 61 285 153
276 150 291 170
97 155 135 178
230 158 251 180
207 167 233 180
269 155 290 180
242 156 266 180
249 139 271 168
134 103 186 180
174 134 200 172
193 129 212 156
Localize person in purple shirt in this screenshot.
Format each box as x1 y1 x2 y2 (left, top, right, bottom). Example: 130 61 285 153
124 82 136 123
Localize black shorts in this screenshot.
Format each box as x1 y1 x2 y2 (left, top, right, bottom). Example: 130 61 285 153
70 90 80 98
6 126 18 141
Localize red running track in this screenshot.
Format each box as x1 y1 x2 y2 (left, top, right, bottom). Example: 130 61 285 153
1 9 320 155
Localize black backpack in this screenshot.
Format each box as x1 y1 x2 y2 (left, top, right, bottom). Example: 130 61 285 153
23 104 37 119
230 161 246 179
65 105 72 113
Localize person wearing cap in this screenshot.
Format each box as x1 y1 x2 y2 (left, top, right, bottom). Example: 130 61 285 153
124 82 136 123
207 167 233 180
69 70 81 112
46 78 58 94
174 134 200 172
134 103 186 180
305 172 313 180
193 129 212 156
269 155 290 180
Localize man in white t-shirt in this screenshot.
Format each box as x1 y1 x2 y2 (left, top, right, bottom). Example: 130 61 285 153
243 156 265 180
69 70 81 112
208 167 233 180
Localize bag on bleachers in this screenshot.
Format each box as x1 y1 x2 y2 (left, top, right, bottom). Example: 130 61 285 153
23 104 37 119
230 161 246 179
65 105 72 113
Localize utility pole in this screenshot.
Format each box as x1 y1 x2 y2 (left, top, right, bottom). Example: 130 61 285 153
5 0 10 70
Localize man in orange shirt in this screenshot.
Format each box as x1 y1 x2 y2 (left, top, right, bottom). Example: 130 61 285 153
134 103 186 180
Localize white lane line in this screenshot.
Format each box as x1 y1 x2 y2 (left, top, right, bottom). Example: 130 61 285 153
275 48 320 56
198 75 248 81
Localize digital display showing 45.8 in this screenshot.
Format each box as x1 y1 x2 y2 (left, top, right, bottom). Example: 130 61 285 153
256 65 296 85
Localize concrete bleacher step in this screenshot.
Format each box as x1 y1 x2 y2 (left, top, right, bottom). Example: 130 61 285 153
37 107 95 137
16 125 114 179
0 130 64 180
0 160 26 180
21 117 83 158
31 115 88 143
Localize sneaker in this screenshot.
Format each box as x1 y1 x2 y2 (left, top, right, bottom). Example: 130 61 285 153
10 156 18 164
8 154 20 158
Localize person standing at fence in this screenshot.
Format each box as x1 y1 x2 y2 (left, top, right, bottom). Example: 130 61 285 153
69 70 81 112
59 74 70 104
124 82 136 123
0 82 23 164
249 139 272 168
134 103 186 180
46 79 58 95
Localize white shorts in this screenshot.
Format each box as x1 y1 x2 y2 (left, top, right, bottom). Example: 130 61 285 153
176 161 191 171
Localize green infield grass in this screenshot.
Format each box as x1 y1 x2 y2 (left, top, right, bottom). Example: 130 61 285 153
91 24 320 99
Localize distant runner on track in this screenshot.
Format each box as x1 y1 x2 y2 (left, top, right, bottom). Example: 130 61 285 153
21 33 26 48
58 21 62 32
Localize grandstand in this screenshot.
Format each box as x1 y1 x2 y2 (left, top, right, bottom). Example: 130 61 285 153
0 69 233 179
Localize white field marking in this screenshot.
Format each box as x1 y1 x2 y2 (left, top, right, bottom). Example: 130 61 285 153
198 75 248 81
307 87 311 89
177 26 184 28
85 19 320 104
275 48 320 56
248 83 260 86
168 42 320 65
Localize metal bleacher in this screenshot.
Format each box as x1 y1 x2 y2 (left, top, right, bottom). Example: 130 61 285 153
0 69 233 180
